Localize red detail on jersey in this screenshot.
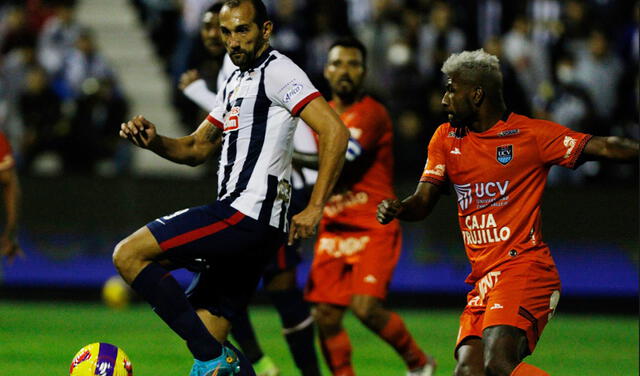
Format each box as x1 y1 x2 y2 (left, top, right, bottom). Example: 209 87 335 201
207 115 224 130
159 211 246 250
291 91 322 116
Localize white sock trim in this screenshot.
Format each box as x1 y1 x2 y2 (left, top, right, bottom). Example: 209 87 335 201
281 315 314 335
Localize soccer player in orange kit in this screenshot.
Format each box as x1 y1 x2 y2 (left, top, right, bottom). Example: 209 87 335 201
298 37 436 376
377 49 639 376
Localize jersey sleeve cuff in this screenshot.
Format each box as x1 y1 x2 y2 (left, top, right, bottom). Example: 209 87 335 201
568 134 593 169
291 91 322 116
419 176 446 186
206 114 224 130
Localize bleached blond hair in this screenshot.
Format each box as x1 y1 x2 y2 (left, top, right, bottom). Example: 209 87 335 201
441 49 504 104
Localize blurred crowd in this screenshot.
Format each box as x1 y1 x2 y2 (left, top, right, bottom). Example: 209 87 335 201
1 0 638 183
0 0 129 176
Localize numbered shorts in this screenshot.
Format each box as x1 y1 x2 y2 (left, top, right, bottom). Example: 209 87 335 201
305 222 401 306
455 259 561 357
146 201 284 320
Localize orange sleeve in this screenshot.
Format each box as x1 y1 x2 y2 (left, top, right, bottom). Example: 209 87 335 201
419 124 448 185
0 132 15 171
348 101 387 152
534 120 592 169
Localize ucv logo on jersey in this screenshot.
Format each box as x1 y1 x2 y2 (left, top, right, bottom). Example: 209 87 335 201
496 144 513 165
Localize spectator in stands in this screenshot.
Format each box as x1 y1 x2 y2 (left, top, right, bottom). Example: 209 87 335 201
60 29 115 99
573 29 623 123
417 2 466 81
37 0 83 76
18 65 64 174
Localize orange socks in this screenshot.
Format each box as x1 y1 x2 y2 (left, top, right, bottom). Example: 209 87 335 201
511 362 550 376
321 330 354 376
378 312 427 370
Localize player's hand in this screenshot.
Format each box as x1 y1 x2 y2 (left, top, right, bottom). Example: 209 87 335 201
119 115 157 149
179 69 200 90
376 199 402 224
288 205 323 245
0 233 23 265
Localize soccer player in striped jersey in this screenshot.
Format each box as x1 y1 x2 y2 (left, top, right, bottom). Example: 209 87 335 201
114 1 349 375
178 4 321 375
296 37 436 376
377 49 639 376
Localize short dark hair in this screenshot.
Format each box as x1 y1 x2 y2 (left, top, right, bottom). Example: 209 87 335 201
329 36 367 65
205 1 224 15
222 0 269 27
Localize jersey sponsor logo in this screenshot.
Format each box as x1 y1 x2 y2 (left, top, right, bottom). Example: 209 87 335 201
563 136 577 159
468 271 501 306
453 180 510 211
462 214 511 246
454 183 473 210
324 190 368 217
317 235 370 259
423 163 445 177
497 129 520 137
496 144 513 165
282 81 304 103
225 106 240 131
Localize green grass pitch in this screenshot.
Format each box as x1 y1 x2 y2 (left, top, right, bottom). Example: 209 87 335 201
0 302 637 375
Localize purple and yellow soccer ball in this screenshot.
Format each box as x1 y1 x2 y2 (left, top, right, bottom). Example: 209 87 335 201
69 343 133 376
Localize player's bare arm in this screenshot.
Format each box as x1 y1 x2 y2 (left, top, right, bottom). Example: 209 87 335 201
179 69 201 90
119 115 222 166
289 97 349 244
582 136 639 161
377 182 441 224
0 166 21 263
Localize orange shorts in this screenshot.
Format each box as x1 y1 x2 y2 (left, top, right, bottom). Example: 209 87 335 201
305 222 401 306
455 258 561 356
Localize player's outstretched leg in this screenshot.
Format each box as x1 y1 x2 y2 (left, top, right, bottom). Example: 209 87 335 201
313 303 353 376
230 308 279 376
350 295 436 376
113 227 227 366
266 268 321 376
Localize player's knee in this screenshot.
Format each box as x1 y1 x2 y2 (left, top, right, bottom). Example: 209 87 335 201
350 299 384 328
454 361 483 376
112 239 138 272
312 305 341 331
484 356 516 376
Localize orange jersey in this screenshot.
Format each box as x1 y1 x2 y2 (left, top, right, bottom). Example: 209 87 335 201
322 96 396 229
420 113 592 284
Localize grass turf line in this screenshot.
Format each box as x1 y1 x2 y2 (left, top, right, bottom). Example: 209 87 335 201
0 302 637 375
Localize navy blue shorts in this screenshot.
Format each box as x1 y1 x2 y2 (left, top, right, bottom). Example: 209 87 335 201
147 201 284 320
261 186 310 281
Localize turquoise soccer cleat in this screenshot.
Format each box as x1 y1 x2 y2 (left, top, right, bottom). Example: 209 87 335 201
189 347 241 376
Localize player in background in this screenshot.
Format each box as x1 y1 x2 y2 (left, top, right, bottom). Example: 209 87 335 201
177 3 321 375
296 37 436 376
0 132 21 263
377 49 639 376
114 0 349 375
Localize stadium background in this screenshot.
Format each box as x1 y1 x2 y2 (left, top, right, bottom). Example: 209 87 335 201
0 0 637 374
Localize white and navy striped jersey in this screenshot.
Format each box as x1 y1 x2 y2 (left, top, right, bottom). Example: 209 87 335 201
206 48 321 230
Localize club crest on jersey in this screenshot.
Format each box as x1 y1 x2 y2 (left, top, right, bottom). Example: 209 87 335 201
496 145 513 165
